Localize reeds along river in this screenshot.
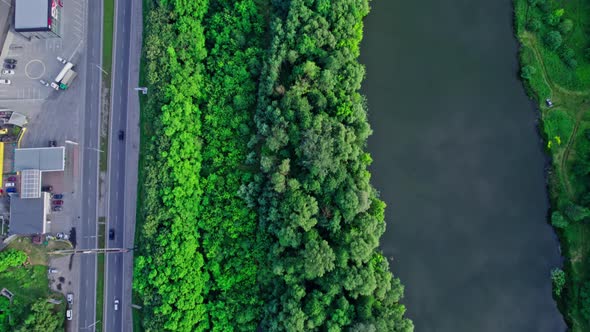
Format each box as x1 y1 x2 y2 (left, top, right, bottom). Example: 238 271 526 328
360 0 566 331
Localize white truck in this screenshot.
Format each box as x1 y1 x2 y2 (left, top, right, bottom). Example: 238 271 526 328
52 61 77 90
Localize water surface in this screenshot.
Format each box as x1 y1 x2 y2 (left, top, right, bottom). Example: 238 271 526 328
360 1 566 330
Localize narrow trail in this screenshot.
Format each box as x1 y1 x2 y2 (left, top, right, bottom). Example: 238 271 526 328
522 32 590 199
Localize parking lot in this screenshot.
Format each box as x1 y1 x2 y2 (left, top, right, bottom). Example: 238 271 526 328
0 0 87 101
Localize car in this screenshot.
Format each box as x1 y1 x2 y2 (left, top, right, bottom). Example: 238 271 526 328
3 63 15 70
56 232 69 240
109 228 115 240
546 98 554 107
1 69 14 75
5 182 14 188
56 56 67 64
48 267 58 274
66 293 73 305
114 299 119 311
53 200 63 205
6 188 16 193
0 79 10 85
66 309 72 321
52 206 63 212
48 140 57 147
7 176 16 182
3 59 16 64
52 193 63 199
41 185 53 192
39 79 49 87
118 130 125 140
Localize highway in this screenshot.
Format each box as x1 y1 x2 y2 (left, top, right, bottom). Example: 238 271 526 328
77 0 103 330
104 0 142 331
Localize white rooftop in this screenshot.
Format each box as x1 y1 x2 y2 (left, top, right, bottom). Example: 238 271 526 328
14 147 64 172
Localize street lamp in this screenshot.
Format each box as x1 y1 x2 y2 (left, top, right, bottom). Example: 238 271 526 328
65 140 103 153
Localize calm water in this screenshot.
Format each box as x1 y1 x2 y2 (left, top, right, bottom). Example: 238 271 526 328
360 1 566 331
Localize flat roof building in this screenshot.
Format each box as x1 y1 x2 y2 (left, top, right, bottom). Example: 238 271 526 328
14 0 62 39
14 147 65 172
9 193 50 235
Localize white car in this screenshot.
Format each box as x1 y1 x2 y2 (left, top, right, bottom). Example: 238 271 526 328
1 70 14 75
4 182 14 188
66 309 72 321
0 79 10 85
66 293 73 305
114 299 119 311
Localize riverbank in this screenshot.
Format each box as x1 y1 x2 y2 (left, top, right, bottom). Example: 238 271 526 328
515 0 590 330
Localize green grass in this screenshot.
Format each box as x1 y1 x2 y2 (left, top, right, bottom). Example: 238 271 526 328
95 253 104 332
100 0 115 173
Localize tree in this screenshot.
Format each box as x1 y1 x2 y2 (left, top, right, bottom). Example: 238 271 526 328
544 31 563 50
0 250 27 273
15 298 62 332
551 268 566 296
527 18 541 32
551 211 569 229
559 19 573 34
564 203 590 222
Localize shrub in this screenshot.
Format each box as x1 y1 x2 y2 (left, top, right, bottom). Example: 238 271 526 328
545 31 563 50
521 65 537 80
527 18 542 32
551 211 569 229
551 268 566 296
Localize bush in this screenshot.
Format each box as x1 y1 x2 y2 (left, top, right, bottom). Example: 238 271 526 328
545 30 563 50
521 65 537 80
551 211 569 229
551 268 566 296
527 18 542 32
559 19 573 34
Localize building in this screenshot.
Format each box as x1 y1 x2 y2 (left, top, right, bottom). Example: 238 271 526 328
8 147 64 235
9 193 50 235
14 0 62 39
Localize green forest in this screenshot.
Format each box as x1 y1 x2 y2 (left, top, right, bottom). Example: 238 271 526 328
515 0 590 330
133 0 412 331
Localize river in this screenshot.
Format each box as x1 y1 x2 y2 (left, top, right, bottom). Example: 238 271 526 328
360 1 566 331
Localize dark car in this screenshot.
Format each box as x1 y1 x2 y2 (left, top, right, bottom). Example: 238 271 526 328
6 188 16 193
3 59 17 64
7 176 16 182
109 229 115 240
3 63 15 70
52 194 63 199
118 130 125 140
52 206 63 212
41 185 53 192
49 140 57 147
53 200 64 205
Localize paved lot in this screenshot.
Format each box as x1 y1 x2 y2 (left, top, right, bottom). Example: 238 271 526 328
0 0 87 101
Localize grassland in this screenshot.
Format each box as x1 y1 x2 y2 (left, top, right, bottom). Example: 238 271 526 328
515 0 590 330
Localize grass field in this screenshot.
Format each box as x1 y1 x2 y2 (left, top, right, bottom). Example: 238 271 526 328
516 0 590 330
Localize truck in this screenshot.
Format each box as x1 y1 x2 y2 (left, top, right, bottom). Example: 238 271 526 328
52 62 77 90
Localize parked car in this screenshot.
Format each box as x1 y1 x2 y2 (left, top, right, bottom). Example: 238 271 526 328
118 130 125 140
53 200 63 205
67 293 73 305
56 232 69 240
5 182 14 188
3 59 17 64
114 299 119 311
546 98 554 107
7 176 16 181
0 79 10 85
6 188 16 193
48 140 57 147
48 267 58 274
41 185 53 192
3 63 15 70
1 69 14 75
66 309 72 321
52 206 63 212
39 79 49 87
52 193 63 199
56 56 67 64
109 228 115 240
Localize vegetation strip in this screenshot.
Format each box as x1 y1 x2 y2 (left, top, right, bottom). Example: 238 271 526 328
515 0 590 330
97 0 115 328
134 0 412 330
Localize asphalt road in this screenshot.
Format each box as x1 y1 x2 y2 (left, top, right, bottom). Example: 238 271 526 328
77 0 103 330
105 0 141 331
